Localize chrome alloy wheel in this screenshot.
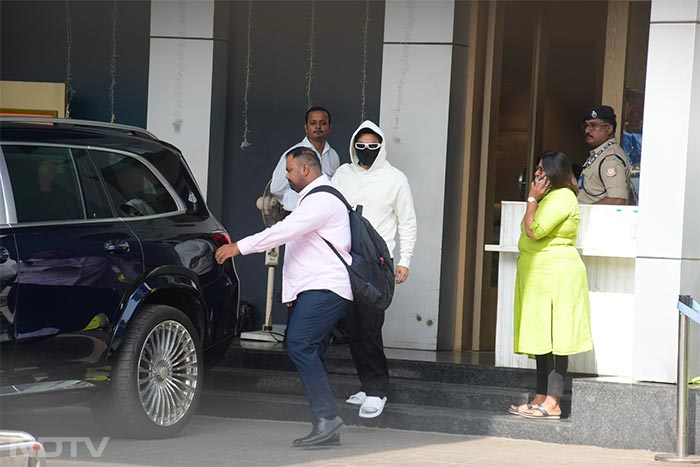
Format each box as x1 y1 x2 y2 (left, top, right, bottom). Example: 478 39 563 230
137 320 199 426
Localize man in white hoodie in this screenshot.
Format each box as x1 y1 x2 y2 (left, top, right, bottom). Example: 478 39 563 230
331 120 417 418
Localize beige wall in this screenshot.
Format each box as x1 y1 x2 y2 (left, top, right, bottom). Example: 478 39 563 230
0 81 65 118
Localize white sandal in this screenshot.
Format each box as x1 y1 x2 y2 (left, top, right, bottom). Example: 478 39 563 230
359 396 387 418
346 391 367 406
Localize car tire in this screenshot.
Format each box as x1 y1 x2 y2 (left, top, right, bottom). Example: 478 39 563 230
92 304 203 439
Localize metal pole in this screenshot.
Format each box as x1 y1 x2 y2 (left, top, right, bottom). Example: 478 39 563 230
656 296 700 463
677 313 689 458
262 265 275 332
239 247 281 342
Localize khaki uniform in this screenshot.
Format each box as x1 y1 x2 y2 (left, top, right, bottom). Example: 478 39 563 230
577 138 631 204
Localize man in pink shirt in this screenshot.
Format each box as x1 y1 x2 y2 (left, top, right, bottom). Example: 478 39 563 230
215 146 352 447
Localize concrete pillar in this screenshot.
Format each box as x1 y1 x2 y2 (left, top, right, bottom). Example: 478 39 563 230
146 0 216 200
379 0 458 349
632 0 700 382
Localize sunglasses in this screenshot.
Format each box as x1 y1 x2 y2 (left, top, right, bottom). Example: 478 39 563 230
354 142 382 150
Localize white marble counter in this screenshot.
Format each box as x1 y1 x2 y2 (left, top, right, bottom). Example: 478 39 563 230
488 202 639 376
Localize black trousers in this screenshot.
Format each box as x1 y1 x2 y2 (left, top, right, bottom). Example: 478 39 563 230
535 353 568 398
346 304 389 398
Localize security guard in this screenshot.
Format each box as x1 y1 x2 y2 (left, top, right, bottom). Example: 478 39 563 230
578 105 632 205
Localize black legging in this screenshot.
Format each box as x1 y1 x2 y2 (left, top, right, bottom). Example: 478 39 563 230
535 353 568 398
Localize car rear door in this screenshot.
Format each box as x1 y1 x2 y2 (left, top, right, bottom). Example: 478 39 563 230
0 227 19 381
88 148 192 270
1 144 143 381
0 153 19 383
89 147 237 348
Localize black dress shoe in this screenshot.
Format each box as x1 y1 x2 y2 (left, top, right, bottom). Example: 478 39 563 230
293 416 343 447
292 432 340 447
317 432 340 446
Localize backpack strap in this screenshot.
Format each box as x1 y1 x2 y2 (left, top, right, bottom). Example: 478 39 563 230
305 185 351 267
321 237 350 268
305 184 365 215
307 185 351 211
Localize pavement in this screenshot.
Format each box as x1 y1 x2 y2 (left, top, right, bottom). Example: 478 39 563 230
0 406 663 467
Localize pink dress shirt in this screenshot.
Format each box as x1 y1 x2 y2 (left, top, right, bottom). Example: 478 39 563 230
237 175 353 303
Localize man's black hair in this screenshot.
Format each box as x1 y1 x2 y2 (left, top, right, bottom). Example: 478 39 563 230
305 106 332 125
287 146 321 170
355 128 383 143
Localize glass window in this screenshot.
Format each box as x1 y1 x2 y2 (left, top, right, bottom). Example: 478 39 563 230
74 149 114 219
90 150 178 217
3 145 85 222
622 1 651 205
148 149 202 214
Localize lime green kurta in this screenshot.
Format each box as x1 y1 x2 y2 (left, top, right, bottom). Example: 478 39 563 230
514 188 593 356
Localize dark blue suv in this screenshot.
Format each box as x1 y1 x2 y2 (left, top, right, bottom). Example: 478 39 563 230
0 117 239 438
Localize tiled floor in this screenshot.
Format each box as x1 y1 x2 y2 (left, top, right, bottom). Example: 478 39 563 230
14 408 660 467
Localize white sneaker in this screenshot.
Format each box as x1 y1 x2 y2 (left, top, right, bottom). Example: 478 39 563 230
359 396 387 418
345 391 367 405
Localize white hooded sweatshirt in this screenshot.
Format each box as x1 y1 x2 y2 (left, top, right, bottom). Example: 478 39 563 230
332 120 417 269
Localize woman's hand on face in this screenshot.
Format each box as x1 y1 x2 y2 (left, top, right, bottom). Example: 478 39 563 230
529 176 551 201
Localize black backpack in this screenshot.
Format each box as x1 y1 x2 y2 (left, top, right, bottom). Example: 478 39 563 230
307 185 395 312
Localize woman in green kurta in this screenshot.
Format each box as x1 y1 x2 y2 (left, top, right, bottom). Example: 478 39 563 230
509 150 592 421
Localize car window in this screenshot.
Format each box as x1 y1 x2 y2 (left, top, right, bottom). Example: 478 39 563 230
149 149 202 214
74 150 114 219
90 150 178 217
3 145 85 222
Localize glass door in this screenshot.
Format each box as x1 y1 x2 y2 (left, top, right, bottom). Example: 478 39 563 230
472 1 608 350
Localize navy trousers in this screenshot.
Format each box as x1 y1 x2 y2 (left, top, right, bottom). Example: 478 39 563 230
286 289 352 420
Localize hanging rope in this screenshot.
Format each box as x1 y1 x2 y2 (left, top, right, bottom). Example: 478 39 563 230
65 1 75 118
391 0 415 144
359 0 370 122
172 1 186 133
240 0 253 149
305 0 317 109
108 0 118 123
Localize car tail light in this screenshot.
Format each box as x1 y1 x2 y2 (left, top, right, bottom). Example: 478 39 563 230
213 231 231 246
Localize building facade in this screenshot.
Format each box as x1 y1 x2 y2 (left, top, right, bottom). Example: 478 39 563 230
1 0 698 384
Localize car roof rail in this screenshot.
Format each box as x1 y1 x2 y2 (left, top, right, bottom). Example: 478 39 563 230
0 116 158 140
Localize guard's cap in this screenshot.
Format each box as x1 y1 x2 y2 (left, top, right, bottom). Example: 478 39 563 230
583 105 617 125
